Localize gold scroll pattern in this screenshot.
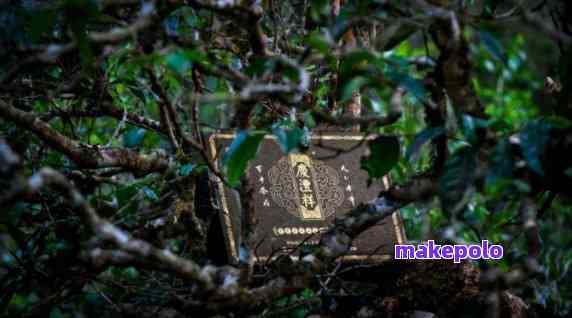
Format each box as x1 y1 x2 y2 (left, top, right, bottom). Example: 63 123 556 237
268 153 344 220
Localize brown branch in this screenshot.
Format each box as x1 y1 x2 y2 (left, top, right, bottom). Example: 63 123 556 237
520 197 541 258
0 166 293 312
0 139 439 313
429 4 484 118
8 168 236 285
99 102 162 131
147 68 183 150
40 105 164 143
315 176 437 262
187 0 267 56
0 99 170 174
313 87 404 128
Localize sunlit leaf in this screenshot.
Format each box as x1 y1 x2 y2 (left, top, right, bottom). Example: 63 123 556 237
88 133 102 145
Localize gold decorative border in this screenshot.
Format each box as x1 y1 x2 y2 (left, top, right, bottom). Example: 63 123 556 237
208 133 406 264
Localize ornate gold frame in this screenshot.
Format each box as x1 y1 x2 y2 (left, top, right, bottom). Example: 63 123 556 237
208 133 407 263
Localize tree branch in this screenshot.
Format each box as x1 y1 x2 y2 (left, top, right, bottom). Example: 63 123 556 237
0 99 171 174
0 150 438 313
0 1 157 84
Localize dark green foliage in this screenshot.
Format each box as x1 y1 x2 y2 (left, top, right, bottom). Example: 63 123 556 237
222 130 266 187
123 128 147 148
439 146 477 216
273 127 308 153
361 135 400 181
406 126 445 164
519 120 552 176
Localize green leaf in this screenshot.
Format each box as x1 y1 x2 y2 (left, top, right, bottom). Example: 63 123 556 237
483 0 499 18
375 22 417 51
49 307 64 318
142 187 159 202
300 288 314 299
273 127 307 153
406 127 445 164
179 163 195 177
164 7 203 37
28 9 58 42
123 128 146 148
289 307 309 318
565 167 572 178
64 0 99 67
512 180 531 193
124 267 139 280
544 115 572 129
485 138 514 189
85 292 104 306
519 120 552 175
128 85 148 103
303 111 317 128
305 32 332 54
439 146 477 215
88 133 102 145
165 49 207 75
307 0 329 22
341 76 369 101
360 135 400 180
76 30 94 67
166 51 192 75
222 130 265 187
339 51 377 80
385 68 426 101
461 115 489 145
245 57 276 77
2 202 26 226
480 30 507 64
116 184 139 207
